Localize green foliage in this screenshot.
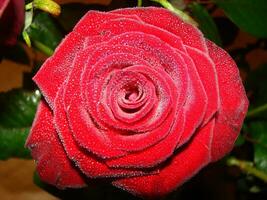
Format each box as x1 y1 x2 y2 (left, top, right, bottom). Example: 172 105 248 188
189 2 222 46
0 89 41 128
25 12 63 55
0 89 40 160
249 122 267 174
214 0 267 38
0 127 31 160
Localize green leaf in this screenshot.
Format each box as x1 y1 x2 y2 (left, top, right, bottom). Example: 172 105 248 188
0 89 41 128
248 121 267 174
26 12 63 55
189 2 222 46
0 89 40 160
213 0 267 38
0 127 31 160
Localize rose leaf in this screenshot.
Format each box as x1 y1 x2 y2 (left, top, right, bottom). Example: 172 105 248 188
213 0 267 38
25 12 63 55
0 89 41 128
0 127 31 160
0 89 40 160
248 121 267 174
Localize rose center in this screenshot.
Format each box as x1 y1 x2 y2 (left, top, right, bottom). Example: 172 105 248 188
125 87 139 102
102 68 158 126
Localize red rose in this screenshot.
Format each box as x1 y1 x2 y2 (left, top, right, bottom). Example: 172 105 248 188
0 0 24 46
26 7 248 198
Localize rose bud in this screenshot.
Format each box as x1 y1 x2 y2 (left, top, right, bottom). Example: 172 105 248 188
26 7 249 198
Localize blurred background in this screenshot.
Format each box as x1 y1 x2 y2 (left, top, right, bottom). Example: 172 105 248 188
1 0 267 199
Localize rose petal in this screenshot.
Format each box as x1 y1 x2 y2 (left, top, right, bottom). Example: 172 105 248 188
94 17 186 53
186 46 219 125
206 40 249 161
106 110 184 168
176 51 208 147
106 31 188 87
112 119 214 198
61 49 127 159
33 32 84 108
111 7 207 52
25 100 86 188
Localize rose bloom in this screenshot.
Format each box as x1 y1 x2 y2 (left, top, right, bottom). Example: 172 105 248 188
0 0 24 46
26 7 248 198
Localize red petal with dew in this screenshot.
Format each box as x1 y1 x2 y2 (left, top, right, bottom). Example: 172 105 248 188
206 40 249 161
25 100 86 188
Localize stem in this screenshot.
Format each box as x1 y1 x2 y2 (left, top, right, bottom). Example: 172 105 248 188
227 157 267 183
150 0 198 26
33 41 54 56
137 0 142 7
247 103 267 118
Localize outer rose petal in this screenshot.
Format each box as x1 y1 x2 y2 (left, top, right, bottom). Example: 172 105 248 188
25 100 86 188
111 7 207 52
206 40 249 161
112 119 214 198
